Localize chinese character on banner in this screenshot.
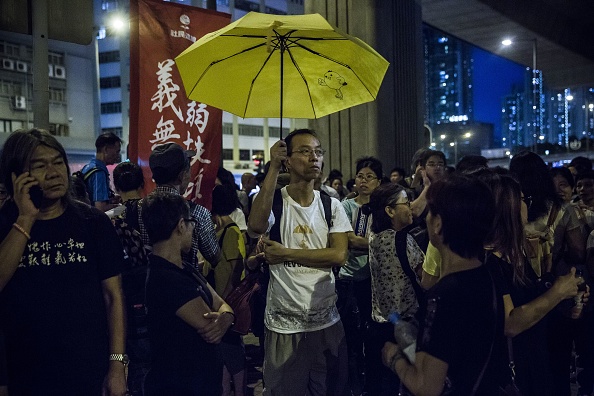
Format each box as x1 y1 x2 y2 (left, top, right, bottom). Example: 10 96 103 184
129 0 229 209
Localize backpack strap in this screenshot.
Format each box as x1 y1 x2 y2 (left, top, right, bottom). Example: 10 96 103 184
269 189 284 244
218 222 238 248
319 192 334 229
82 167 101 181
394 230 425 309
269 189 333 244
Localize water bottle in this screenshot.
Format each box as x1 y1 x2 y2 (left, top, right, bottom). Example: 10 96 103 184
388 312 417 363
571 269 587 319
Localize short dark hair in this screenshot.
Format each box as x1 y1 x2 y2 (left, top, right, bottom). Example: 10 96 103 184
141 192 190 245
509 151 559 222
113 162 145 193
284 129 318 153
456 155 488 173
410 148 430 174
327 169 343 181
390 167 406 178
356 156 383 179
426 174 495 259
550 167 575 189
211 184 239 216
217 167 237 189
95 132 122 151
569 156 592 175
575 170 594 184
0 128 71 201
420 150 446 167
364 183 406 234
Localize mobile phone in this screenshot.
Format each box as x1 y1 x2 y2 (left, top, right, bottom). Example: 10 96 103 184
29 185 43 209
9 159 43 208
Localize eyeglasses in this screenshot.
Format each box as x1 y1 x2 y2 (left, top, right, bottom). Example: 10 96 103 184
290 148 326 158
184 218 198 227
392 201 411 208
521 195 533 209
355 174 378 182
425 162 445 168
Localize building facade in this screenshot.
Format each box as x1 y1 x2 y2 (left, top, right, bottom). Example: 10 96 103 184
0 30 100 168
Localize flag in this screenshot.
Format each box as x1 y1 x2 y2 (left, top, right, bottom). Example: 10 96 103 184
129 0 230 208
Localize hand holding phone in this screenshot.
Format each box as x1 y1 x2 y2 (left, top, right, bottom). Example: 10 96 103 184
29 185 43 209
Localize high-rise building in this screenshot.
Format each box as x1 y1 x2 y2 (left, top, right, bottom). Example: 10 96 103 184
501 84 527 148
423 25 474 132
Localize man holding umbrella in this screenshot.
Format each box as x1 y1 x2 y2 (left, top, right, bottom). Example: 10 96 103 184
248 129 352 396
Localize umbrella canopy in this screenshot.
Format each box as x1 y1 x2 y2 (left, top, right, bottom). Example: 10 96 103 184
175 12 389 122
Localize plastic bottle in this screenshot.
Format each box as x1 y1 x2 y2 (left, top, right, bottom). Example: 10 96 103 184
388 312 417 363
571 269 587 319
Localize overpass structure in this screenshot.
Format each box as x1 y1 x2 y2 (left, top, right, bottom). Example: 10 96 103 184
421 0 594 89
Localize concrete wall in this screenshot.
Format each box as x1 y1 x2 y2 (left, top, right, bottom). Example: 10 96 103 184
306 0 425 178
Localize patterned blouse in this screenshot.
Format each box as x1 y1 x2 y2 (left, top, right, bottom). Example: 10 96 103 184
369 229 425 323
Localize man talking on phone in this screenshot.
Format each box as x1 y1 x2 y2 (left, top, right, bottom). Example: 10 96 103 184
0 128 127 395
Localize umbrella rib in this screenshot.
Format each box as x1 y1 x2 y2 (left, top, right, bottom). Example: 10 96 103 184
242 47 278 118
287 38 377 98
188 42 268 99
285 46 317 119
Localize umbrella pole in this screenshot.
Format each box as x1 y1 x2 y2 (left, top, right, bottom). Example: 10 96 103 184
280 42 284 140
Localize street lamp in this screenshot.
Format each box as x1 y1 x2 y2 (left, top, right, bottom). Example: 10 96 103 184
502 38 539 153
451 132 472 164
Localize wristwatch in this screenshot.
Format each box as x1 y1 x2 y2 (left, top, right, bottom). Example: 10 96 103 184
109 353 130 367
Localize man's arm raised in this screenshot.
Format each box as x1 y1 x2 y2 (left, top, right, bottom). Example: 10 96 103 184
248 140 287 235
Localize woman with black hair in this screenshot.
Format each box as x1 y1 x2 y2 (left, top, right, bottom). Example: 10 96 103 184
382 175 499 395
106 161 145 219
479 171 582 396
364 183 424 395
509 151 584 276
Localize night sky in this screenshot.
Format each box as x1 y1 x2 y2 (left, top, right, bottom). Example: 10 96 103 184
472 47 526 142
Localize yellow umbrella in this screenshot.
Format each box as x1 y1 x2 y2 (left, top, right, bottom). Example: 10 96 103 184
175 12 389 137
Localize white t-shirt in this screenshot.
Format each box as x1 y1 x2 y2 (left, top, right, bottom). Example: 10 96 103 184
264 187 352 334
229 207 247 232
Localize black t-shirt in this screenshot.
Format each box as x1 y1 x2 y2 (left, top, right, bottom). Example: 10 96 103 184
145 255 222 396
418 265 500 395
0 201 124 394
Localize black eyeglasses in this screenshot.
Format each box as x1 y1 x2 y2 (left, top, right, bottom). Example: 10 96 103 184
392 201 411 208
521 195 533 209
184 218 198 227
290 148 326 157
355 174 378 182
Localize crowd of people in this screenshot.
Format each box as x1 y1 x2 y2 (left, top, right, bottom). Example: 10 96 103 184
0 127 592 396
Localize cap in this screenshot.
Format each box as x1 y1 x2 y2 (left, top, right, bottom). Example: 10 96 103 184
149 143 196 184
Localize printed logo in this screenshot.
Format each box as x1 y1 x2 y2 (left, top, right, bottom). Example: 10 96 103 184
318 70 347 100
170 14 196 42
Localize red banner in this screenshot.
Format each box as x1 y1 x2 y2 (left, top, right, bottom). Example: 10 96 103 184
129 0 230 209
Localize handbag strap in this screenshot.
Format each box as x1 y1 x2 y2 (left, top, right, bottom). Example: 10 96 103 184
394 231 425 309
506 337 518 384
470 268 498 396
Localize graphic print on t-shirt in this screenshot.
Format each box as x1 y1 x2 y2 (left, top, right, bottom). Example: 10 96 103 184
294 224 313 249
19 238 88 267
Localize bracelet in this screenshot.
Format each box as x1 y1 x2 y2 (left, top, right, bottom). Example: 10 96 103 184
221 311 235 326
12 223 31 240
